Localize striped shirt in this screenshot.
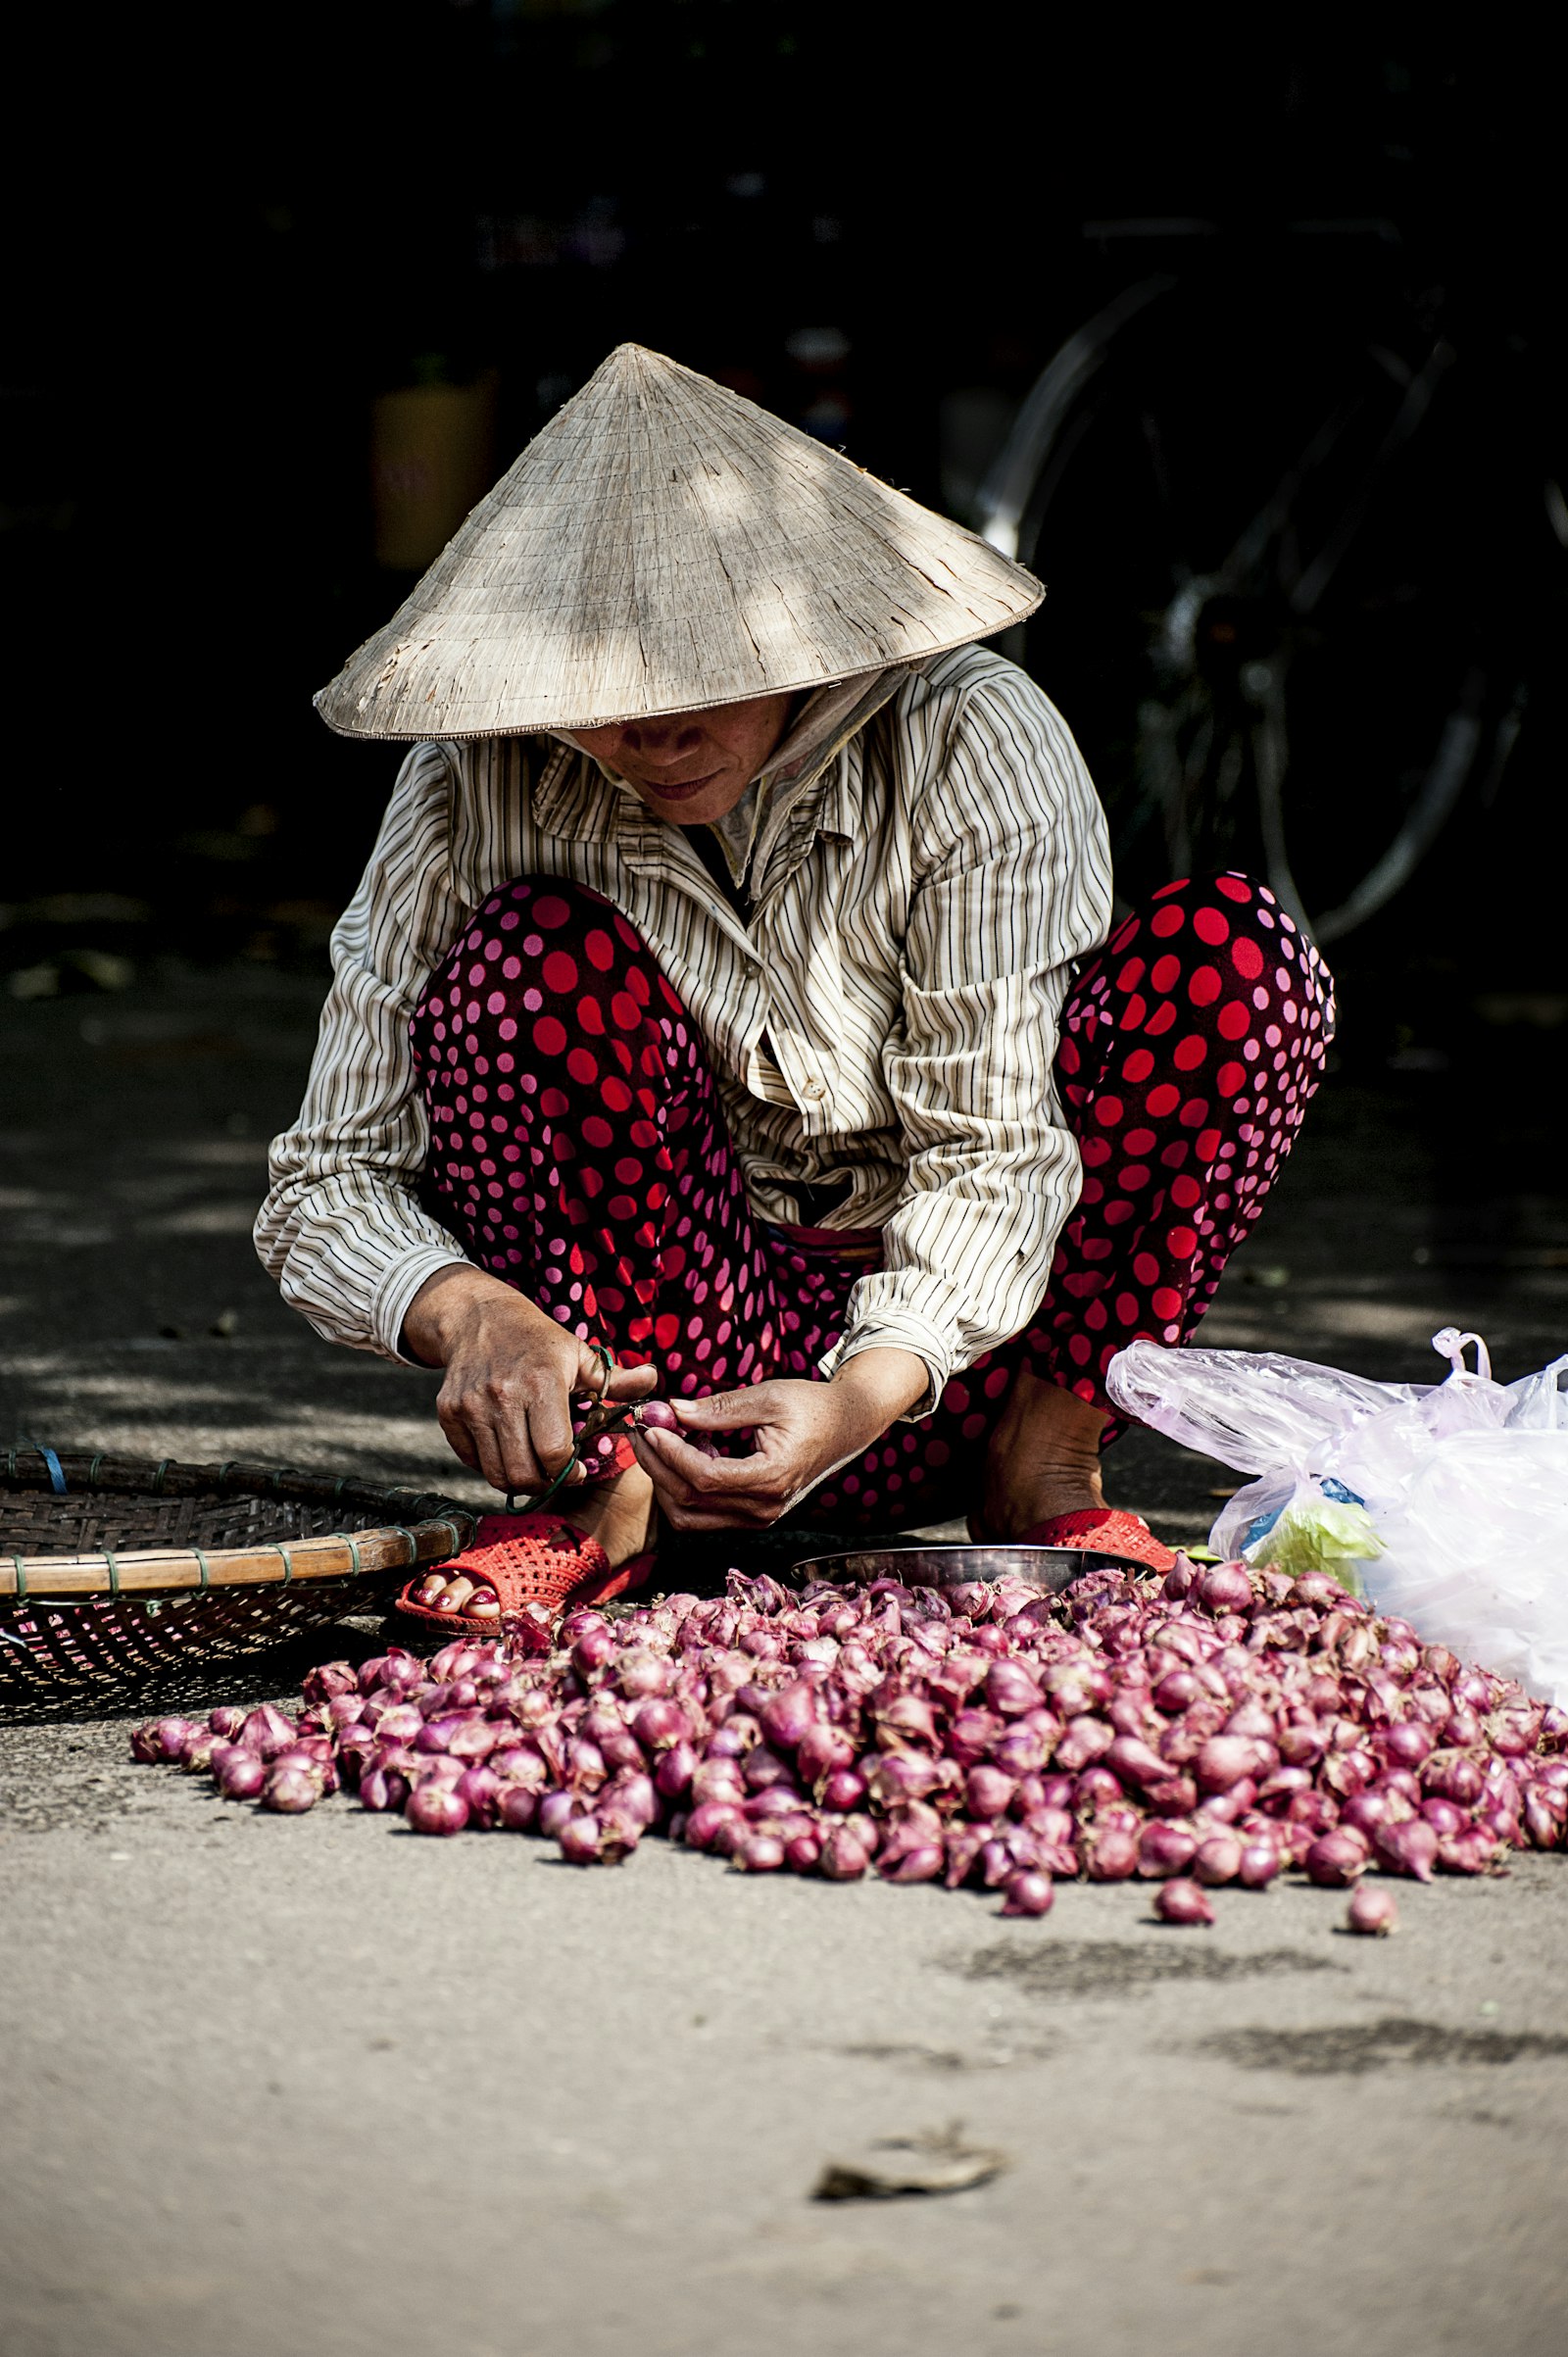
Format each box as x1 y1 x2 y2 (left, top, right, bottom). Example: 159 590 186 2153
256 645 1114 1406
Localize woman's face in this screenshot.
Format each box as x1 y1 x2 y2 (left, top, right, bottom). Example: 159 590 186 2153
574 691 794 825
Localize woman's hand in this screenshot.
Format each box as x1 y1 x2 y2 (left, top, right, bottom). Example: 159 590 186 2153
402 1265 655 1495
630 1347 930 1530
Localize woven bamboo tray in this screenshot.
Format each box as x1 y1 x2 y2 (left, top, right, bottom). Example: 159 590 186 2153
1 1449 475 1703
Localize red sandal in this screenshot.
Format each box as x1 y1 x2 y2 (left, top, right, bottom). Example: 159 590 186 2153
1013 1506 1176 1575
396 1510 656 1637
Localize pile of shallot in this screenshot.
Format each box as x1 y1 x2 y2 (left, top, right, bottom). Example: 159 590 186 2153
130 1559 1568 1922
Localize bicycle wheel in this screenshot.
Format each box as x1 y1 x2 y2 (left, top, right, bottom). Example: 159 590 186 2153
974 266 1539 940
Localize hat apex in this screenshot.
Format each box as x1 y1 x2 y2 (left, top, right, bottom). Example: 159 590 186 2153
316 343 1042 740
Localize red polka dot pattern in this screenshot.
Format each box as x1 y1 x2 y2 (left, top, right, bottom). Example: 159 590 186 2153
410 870 1333 1524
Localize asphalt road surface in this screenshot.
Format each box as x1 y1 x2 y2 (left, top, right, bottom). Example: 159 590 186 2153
3 967 1566 2357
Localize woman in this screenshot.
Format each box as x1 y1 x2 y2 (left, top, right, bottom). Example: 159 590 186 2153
258 346 1333 1628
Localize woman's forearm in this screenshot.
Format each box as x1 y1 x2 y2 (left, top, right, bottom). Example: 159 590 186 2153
826 1346 932 1449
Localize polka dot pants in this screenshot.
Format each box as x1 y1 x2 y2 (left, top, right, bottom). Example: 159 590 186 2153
410 870 1334 1529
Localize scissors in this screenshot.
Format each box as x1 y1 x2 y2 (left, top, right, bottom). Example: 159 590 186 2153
503 1346 645 1512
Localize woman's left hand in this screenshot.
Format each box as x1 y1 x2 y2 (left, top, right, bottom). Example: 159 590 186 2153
630 1347 930 1530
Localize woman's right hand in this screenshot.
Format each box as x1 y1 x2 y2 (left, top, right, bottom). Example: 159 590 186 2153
402 1265 655 1496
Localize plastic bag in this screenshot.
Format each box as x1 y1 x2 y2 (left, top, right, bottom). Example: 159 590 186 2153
1106 1328 1568 1702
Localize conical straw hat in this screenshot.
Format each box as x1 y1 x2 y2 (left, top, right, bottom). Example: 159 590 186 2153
315 344 1042 739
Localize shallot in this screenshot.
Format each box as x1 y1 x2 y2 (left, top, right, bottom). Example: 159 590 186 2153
1155 1878 1214 1925
126 1545 1568 1927
1347 1886 1399 1936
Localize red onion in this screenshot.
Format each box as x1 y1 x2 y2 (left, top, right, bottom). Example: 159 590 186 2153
797 1722 856 1786
608 1772 659 1830
1340 1791 1396 1837
1194 1736 1259 1793
1347 1885 1399 1935
1001 1870 1054 1917
1193 1834 1243 1887
208 1705 247 1741
373 1702 423 1744
1425 1752 1485 1808
626 1696 683 1753
616 1649 670 1701
733 1832 786 1873
262 1765 320 1814
638 1398 679 1430
985 1660 1042 1717
819 1768 868 1814
536 1791 579 1841
1055 1716 1115 1773
1238 1839 1280 1889
270 1743 338 1793
1073 1765 1123 1814
1439 1825 1501 1876
1382 1723 1434 1769
1107 1734 1176 1791
447 1718 499 1761
1419 1796 1466 1838
1524 1791 1567 1848
497 1787 537 1832
1196 1564 1253 1615
558 1814 604 1865
964 1763 1016 1819
786 1833 822 1873
879 1693 943 1750
1374 1819 1439 1880
684 1800 743 1850
454 1766 502 1826
1138 1822 1196 1878
239 1705 297 1760
1153 1668 1201 1713
361 1768 406 1813
1305 1831 1369 1887
1155 1878 1215 1925
760 1681 819 1748
1087 1829 1140 1880
217 1751 267 1802
1144 1773 1199 1819
744 1743 799 1794
881 1843 945 1883
655 1742 698 1798
820 1827 871 1880
302 1660 358 1703
571 1625 616 1675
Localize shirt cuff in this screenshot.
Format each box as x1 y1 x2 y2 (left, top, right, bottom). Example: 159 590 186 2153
370 1245 477 1364
817 1313 953 1420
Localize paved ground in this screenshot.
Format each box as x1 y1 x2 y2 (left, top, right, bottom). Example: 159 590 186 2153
3 967 1567 2357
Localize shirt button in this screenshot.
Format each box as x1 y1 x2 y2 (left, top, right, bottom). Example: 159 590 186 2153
802 1079 826 1102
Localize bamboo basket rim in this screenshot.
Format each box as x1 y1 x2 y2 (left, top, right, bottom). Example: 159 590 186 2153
1 1449 475 1601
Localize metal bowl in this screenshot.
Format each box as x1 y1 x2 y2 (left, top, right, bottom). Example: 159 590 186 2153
789 1542 1125 1594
